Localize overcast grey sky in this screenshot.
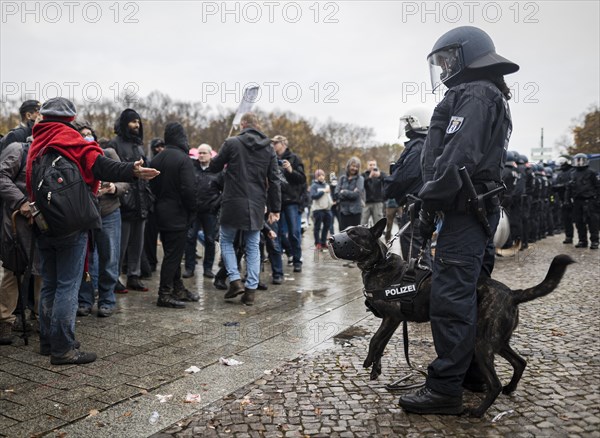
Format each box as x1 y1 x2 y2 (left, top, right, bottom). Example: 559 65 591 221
1 1 599 158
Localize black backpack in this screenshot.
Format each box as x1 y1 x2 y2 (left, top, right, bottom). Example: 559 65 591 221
30 148 101 237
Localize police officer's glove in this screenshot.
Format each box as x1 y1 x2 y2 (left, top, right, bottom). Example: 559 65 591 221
418 209 436 241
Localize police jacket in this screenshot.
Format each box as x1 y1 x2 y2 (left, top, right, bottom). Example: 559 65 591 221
194 161 223 215
568 167 599 199
149 124 197 232
384 136 425 205
501 164 518 206
278 148 306 206
363 170 386 203
208 128 281 231
419 80 512 212
554 167 573 203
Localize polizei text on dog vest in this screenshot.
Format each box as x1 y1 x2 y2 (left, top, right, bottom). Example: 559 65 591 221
385 284 416 297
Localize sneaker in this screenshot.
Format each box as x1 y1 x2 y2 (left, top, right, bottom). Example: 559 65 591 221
272 276 283 285
182 269 195 279
115 280 128 294
203 271 216 279
127 276 149 291
77 306 92 317
156 294 186 308
50 350 97 365
293 263 302 273
97 306 114 317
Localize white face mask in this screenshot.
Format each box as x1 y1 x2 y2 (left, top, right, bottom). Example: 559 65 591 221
84 135 94 142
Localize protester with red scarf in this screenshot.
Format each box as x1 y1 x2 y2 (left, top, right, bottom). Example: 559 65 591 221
26 97 159 365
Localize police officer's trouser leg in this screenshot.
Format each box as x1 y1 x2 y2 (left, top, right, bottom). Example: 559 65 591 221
573 200 588 244
426 211 499 397
562 207 574 239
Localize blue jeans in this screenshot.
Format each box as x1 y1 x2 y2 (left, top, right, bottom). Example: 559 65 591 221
184 213 218 273
38 231 88 358
279 204 302 264
79 209 121 310
220 225 260 289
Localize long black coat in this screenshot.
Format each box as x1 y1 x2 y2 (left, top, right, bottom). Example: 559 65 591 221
149 124 196 232
208 128 281 231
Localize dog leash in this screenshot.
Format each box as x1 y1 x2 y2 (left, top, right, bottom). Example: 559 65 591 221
385 320 427 390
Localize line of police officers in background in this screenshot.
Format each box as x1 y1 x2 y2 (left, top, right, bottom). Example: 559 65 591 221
501 151 599 251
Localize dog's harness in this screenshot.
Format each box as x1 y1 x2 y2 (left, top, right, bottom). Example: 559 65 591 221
363 258 431 315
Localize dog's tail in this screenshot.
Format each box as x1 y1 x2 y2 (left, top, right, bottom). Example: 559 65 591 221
512 254 575 305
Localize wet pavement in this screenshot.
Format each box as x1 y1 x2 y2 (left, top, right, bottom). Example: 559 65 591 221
0 228 598 437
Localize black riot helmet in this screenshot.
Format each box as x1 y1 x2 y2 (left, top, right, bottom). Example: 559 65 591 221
572 153 589 168
505 150 516 163
428 26 520 90
515 153 527 165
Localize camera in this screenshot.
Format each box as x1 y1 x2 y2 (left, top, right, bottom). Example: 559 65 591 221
277 159 284 166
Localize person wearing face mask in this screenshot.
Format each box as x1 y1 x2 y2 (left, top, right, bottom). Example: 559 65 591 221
74 120 129 317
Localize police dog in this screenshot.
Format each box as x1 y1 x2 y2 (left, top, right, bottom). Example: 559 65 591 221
327 218 574 417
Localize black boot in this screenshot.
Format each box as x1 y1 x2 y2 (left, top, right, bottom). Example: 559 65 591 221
398 387 463 415
173 283 200 302
157 291 186 308
213 268 228 290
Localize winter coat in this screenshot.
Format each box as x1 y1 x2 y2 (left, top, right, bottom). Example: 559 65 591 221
0 140 40 275
193 161 223 215
208 128 281 231
363 170 386 203
149 123 197 232
278 148 306 206
97 148 129 217
336 174 365 216
108 109 153 220
310 181 333 211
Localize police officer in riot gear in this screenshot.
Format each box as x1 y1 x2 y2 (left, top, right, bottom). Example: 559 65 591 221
500 150 519 249
383 107 433 267
554 156 574 243
568 153 599 249
398 26 519 415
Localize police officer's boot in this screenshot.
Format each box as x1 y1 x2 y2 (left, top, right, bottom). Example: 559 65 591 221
575 241 588 248
563 237 573 244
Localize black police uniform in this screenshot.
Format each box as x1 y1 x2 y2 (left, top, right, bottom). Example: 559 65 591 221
554 165 574 241
418 80 512 397
568 166 600 247
500 161 518 247
384 135 431 267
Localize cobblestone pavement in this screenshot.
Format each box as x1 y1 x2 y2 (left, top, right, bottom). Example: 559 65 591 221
155 236 600 438
0 230 598 437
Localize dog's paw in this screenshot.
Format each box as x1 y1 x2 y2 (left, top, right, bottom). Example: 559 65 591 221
369 369 381 380
468 407 486 418
502 384 517 395
363 358 372 368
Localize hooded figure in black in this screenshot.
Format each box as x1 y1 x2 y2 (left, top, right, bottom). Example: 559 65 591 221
108 108 153 292
150 122 198 308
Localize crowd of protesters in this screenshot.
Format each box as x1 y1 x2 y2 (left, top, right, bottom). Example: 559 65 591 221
1 98 597 366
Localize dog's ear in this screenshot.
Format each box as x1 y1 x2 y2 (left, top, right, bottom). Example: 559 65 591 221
370 218 387 239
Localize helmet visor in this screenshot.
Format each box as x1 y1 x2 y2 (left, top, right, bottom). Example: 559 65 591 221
428 45 464 91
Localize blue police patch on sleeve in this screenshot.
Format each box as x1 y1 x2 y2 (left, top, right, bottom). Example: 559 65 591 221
446 116 464 134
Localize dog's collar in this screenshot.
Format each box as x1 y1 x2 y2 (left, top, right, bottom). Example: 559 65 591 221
329 232 371 260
